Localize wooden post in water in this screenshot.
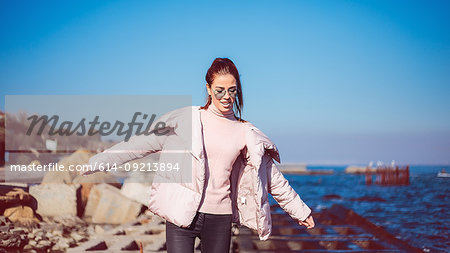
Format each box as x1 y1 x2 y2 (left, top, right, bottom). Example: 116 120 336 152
405 165 410 185
365 166 372 185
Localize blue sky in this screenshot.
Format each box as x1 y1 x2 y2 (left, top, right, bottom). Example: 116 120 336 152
1 0 449 165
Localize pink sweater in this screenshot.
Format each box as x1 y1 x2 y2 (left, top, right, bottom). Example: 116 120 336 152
197 102 246 214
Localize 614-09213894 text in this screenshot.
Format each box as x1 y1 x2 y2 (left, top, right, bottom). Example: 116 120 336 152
8 162 181 173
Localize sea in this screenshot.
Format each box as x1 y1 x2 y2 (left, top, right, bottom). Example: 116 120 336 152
268 165 450 253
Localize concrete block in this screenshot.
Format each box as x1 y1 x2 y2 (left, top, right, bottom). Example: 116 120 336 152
84 183 142 224
120 181 152 206
29 183 79 217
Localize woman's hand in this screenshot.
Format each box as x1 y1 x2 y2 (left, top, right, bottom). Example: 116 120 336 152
298 214 315 229
77 166 98 177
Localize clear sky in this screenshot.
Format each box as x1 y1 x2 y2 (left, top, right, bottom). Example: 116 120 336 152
1 0 449 165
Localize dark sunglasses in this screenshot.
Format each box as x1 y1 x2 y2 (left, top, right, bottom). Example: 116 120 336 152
213 87 237 99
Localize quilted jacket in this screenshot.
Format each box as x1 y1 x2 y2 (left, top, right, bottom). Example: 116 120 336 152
89 105 311 240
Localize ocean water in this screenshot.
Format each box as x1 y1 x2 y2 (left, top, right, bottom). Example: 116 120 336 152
269 165 450 253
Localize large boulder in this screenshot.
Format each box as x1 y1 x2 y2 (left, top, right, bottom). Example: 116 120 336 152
0 186 41 227
41 149 94 184
29 183 80 217
84 183 142 224
72 171 121 218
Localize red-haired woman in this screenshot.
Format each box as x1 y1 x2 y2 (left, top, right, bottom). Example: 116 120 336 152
83 58 314 253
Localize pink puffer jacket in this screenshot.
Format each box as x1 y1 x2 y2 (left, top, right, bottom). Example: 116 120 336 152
89 106 311 240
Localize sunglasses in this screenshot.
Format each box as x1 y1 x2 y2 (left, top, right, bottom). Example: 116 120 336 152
213 87 237 100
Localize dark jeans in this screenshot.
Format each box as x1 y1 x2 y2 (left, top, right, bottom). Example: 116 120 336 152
165 211 232 253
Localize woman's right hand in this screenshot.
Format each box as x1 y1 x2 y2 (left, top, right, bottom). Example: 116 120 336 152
299 214 315 229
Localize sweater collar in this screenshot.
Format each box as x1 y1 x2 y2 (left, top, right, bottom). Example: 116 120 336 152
207 101 236 120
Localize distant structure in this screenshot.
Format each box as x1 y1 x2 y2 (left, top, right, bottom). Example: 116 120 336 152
366 165 410 186
279 163 334 175
345 160 410 186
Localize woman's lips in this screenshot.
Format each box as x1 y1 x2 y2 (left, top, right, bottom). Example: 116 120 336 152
221 101 231 107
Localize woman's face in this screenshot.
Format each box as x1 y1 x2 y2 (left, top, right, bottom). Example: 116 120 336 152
207 74 237 113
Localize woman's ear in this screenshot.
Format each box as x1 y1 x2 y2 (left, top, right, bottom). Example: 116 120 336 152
206 83 212 96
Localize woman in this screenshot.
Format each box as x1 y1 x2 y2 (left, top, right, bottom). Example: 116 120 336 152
82 58 315 253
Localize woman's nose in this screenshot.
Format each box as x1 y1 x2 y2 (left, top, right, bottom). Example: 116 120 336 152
223 90 233 100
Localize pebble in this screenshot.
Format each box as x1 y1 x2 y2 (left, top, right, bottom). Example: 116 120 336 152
95 224 105 234
38 240 51 247
0 214 92 252
70 231 84 242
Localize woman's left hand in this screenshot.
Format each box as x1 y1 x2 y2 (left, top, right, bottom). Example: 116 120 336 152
298 214 315 229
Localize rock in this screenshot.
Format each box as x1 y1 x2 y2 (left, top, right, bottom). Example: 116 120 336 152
52 240 69 251
29 183 80 217
0 216 8 225
42 149 94 184
119 166 155 205
4 206 40 227
0 187 38 213
9 228 26 234
37 240 51 247
35 243 51 251
84 183 142 224
120 181 152 205
15 214 93 252
52 230 63 237
70 231 84 242
0 182 28 192
0 230 28 249
279 163 308 173
23 244 33 250
50 214 86 229
94 225 105 234
67 237 77 247
72 171 121 217
66 239 107 252
51 214 87 227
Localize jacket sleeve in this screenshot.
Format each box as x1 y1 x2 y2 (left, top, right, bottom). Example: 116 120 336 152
87 107 183 169
88 132 169 169
267 155 312 222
